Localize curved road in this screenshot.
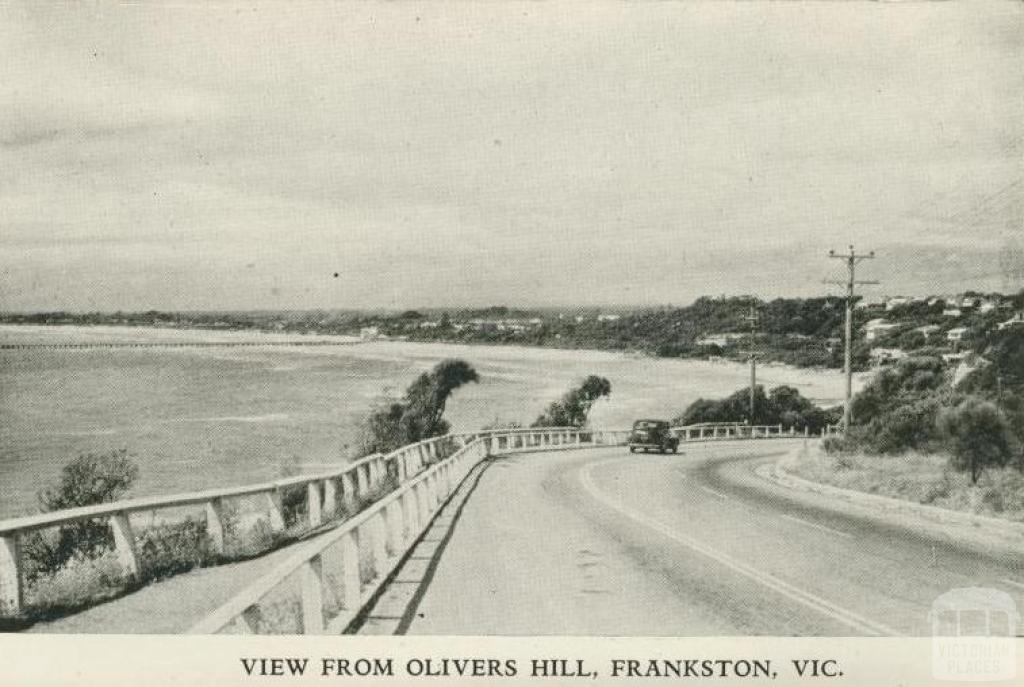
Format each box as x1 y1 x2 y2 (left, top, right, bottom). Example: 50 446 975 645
364 441 1023 636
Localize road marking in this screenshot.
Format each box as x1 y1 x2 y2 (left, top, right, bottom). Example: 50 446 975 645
579 457 900 637
700 486 728 500
1001 579 1024 591
781 514 853 539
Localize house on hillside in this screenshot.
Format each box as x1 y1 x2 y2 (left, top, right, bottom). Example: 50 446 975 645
870 347 908 365
695 332 746 347
856 299 886 311
997 313 1024 331
885 296 911 311
942 307 962 318
913 324 941 341
359 326 380 341
946 327 969 344
597 314 621 322
864 318 899 342
960 296 980 309
978 299 1000 314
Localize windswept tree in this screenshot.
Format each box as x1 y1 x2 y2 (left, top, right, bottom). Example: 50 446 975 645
360 359 479 454
936 397 1017 485
532 375 612 428
24 450 140 576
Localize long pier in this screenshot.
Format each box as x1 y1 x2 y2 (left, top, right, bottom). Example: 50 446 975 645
0 340 362 350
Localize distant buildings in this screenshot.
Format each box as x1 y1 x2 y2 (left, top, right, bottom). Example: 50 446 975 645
997 313 1024 331
870 347 908 365
885 296 911 311
864 319 899 342
946 327 969 344
359 326 380 340
695 333 747 348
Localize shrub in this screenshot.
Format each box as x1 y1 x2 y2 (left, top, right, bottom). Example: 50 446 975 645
937 397 1017 484
855 395 944 455
822 435 853 455
674 384 836 432
532 375 611 428
359 360 479 454
26 550 130 616
136 518 216 580
27 450 139 576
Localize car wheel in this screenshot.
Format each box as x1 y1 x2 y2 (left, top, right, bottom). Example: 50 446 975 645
629 446 636 453
660 446 667 454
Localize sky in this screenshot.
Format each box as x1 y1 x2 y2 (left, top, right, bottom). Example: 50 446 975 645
1 1 1022 312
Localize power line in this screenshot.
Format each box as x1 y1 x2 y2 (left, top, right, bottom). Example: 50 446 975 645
825 245 879 434
740 305 760 423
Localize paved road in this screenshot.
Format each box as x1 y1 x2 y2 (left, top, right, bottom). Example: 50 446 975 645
367 441 1023 636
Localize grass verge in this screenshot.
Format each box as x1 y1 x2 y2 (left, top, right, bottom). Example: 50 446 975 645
788 446 1024 523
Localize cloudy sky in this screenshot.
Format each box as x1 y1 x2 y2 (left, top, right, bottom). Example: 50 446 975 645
1 2 1021 311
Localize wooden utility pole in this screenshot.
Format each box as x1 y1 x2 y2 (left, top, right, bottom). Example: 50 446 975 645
826 246 879 433
741 305 760 423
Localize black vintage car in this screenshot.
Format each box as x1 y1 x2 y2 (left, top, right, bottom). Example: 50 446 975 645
628 419 680 454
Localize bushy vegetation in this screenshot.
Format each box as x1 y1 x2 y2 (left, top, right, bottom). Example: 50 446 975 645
789 449 1024 523
532 375 611 428
359 359 479 454
829 328 1024 485
674 384 838 433
23 450 139 578
843 356 949 454
937 398 1018 485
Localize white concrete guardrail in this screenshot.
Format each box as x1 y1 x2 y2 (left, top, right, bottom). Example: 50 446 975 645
186 423 827 635
0 426 608 618
0 422 834 620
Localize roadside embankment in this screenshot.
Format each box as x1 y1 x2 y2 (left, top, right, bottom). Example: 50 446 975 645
759 443 1024 557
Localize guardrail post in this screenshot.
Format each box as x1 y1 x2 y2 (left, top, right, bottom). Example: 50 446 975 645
205 498 226 555
109 512 140 578
356 464 369 497
804 426 809 438
367 459 378 486
402 490 418 539
341 472 356 503
265 490 286 532
340 532 360 610
307 482 322 528
385 502 403 554
444 461 454 495
416 482 430 527
370 515 387 578
300 555 325 634
323 479 337 517
0 534 23 616
575 431 581 446
425 472 438 507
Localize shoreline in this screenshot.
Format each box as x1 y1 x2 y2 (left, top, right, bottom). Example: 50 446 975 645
0 322 857 378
